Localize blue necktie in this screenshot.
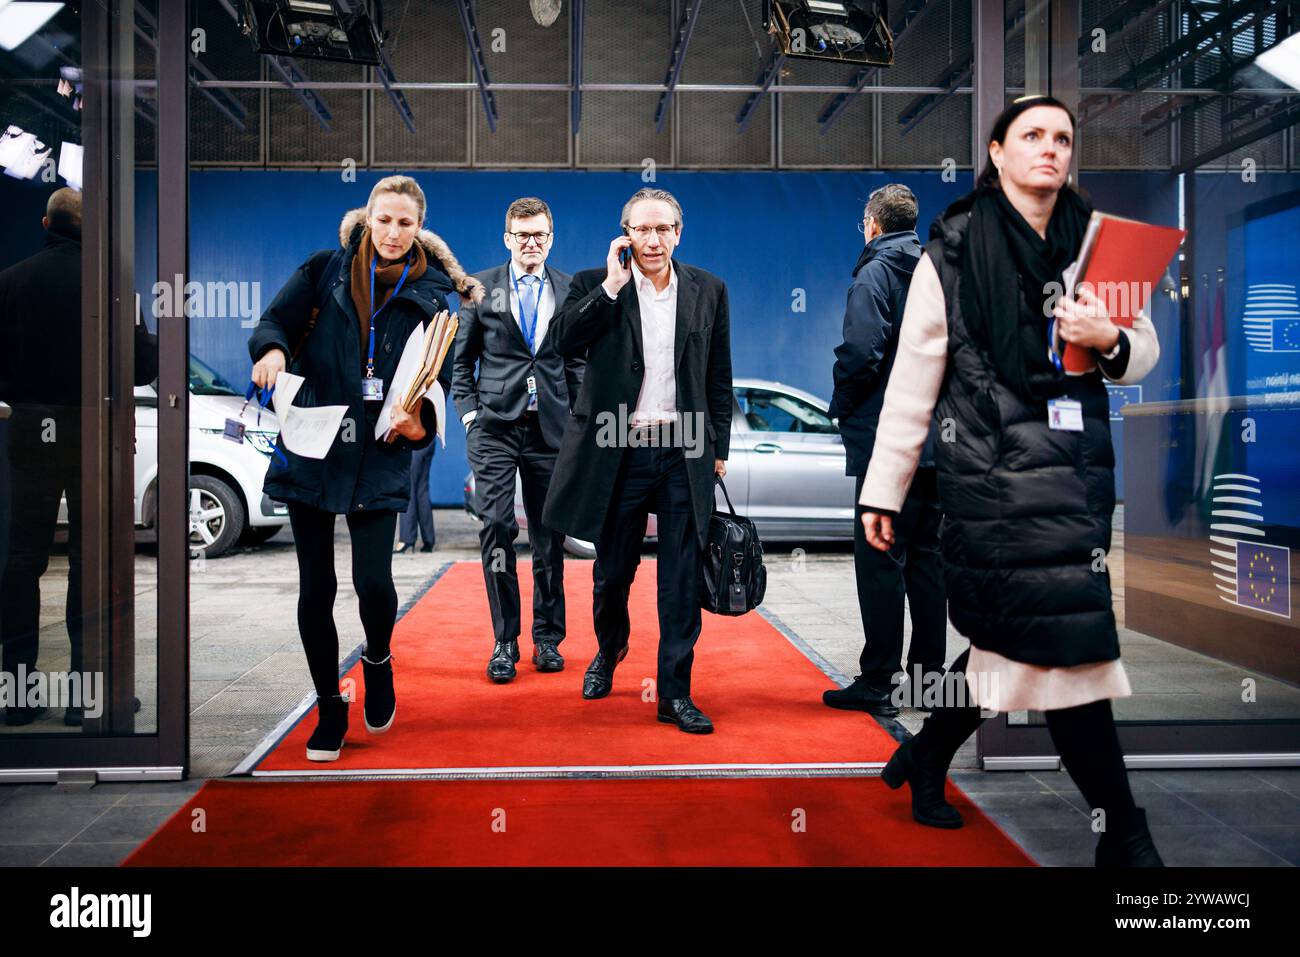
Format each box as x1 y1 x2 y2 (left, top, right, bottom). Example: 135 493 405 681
518 274 539 354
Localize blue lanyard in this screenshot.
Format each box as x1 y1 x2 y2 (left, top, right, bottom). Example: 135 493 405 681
367 255 413 377
510 266 545 353
243 381 274 427
243 382 287 467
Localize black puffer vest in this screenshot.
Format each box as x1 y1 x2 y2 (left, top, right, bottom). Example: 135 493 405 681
928 199 1119 667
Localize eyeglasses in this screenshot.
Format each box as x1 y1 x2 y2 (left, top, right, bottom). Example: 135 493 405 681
627 224 677 240
510 231 551 246
855 218 872 234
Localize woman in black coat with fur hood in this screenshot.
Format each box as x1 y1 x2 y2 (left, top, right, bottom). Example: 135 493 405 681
248 175 484 762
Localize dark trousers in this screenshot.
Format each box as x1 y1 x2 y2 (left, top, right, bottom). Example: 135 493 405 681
399 441 436 547
853 465 946 689
914 648 1139 828
466 414 565 647
0 405 83 675
287 502 399 699
592 442 701 700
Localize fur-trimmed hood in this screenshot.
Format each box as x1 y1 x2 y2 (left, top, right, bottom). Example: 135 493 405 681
340 207 485 304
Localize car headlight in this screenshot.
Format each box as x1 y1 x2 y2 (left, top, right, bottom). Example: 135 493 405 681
244 431 279 456
197 427 278 457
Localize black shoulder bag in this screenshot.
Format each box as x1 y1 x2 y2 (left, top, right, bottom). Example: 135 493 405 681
699 477 767 616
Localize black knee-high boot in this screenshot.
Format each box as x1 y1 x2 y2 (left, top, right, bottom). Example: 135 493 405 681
1045 698 1163 867
882 650 986 828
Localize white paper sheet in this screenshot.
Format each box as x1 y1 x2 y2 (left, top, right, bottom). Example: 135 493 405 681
375 324 447 447
272 371 348 460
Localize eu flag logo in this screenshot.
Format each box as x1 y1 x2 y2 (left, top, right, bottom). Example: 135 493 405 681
1278 318 1300 352
1235 541 1291 619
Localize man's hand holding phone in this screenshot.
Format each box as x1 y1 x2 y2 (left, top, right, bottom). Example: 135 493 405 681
602 234 633 299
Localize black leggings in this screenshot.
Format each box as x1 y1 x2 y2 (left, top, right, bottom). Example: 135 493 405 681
288 502 399 699
913 648 1139 828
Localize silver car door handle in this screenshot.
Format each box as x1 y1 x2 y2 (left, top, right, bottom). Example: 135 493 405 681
753 442 783 453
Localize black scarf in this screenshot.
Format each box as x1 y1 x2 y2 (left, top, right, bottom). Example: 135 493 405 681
959 184 1093 403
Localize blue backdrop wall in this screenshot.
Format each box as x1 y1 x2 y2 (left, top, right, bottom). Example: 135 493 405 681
0 169 1188 505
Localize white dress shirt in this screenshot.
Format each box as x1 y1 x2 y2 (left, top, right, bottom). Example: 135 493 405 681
462 262 555 426
606 260 678 427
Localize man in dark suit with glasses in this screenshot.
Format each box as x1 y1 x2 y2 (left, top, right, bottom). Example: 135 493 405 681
453 197 583 683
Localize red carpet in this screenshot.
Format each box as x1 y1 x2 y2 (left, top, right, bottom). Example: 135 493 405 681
124 777 1035 866
255 561 900 773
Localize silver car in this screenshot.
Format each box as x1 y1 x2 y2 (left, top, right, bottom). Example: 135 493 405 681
463 378 856 557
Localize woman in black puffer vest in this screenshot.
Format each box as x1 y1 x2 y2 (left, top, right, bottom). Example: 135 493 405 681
859 96 1163 867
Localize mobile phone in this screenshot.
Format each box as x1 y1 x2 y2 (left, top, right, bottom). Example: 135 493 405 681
619 228 631 268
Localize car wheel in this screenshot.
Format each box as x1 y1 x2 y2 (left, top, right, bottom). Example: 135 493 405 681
564 536 596 559
240 525 282 546
189 475 245 559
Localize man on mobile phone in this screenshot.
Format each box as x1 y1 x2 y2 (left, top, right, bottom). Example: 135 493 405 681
452 197 583 682
543 188 733 733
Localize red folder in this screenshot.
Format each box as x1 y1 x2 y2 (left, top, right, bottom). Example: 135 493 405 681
1060 212 1185 373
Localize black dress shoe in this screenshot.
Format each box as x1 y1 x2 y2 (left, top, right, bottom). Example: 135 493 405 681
361 652 396 734
419 543 433 553
657 696 714 734
581 645 628 699
880 735 963 829
822 677 899 717
487 640 520 683
532 640 565 672
394 542 414 555
4 704 48 727
64 696 143 726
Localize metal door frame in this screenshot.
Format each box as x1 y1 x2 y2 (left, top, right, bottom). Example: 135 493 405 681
0 0 188 782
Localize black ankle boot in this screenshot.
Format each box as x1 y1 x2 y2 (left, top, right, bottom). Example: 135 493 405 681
306 693 349 762
881 735 964 829
361 652 396 734
1095 807 1164 867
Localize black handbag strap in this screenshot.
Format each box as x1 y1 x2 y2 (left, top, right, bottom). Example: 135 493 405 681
715 475 738 517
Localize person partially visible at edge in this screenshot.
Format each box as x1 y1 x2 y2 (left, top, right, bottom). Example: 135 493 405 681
859 95 1164 867
0 187 156 728
247 175 484 762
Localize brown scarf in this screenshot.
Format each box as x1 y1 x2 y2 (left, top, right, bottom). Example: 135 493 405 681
350 228 428 369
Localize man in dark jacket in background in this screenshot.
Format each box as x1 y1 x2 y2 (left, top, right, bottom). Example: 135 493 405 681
0 188 156 726
826 184 945 717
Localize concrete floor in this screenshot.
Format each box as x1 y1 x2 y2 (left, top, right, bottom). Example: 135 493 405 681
2 507 1297 867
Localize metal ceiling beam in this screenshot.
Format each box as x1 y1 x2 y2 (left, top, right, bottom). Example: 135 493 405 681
735 44 785 133
1077 0 1175 56
134 1 247 132
1140 8 1296 139
571 0 584 134
1079 0 1277 126
1173 95 1300 172
215 0 331 131
816 0 930 134
336 0 415 134
655 0 704 134
455 0 497 133
176 79 1298 95
898 0 1026 136
266 55 334 131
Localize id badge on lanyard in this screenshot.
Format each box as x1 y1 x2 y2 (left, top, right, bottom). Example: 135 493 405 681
364 254 412 400
1047 398 1084 431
